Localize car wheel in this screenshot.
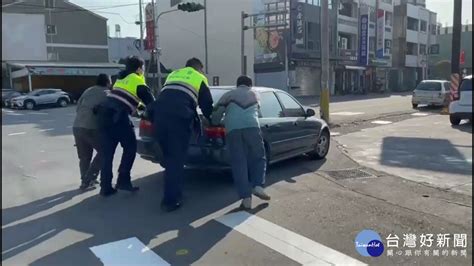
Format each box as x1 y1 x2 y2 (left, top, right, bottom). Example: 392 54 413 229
309 129 330 160
57 98 68 107
450 114 461 126
24 100 35 110
412 103 418 109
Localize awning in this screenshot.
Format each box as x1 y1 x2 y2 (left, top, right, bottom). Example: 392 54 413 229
7 61 125 78
345 65 366 71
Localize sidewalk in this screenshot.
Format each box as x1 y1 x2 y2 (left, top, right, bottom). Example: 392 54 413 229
335 114 472 196
295 92 412 107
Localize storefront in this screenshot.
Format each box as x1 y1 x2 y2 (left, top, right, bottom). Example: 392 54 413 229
7 62 124 101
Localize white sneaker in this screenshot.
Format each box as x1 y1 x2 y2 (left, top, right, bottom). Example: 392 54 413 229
252 186 271 201
240 197 252 210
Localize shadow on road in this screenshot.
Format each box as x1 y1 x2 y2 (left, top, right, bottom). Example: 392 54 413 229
451 120 473 134
381 137 471 176
2 155 326 265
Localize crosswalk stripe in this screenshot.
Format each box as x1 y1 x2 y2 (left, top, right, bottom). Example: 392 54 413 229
90 237 170 266
216 211 367 266
371 120 393 125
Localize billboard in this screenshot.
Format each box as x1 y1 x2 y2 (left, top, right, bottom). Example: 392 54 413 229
358 7 369 66
254 0 288 69
145 3 155 50
376 9 385 59
292 0 305 47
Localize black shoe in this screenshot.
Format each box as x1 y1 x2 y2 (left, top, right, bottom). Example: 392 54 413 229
115 183 139 192
161 201 182 212
79 181 96 191
100 188 117 197
92 180 100 185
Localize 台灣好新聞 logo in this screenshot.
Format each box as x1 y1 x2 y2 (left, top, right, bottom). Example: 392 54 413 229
355 229 384 257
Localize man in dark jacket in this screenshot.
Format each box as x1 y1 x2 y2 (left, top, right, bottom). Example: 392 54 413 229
149 58 213 212
97 56 155 197
73 74 110 190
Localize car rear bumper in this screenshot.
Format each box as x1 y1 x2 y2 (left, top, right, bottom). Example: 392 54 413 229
137 137 231 170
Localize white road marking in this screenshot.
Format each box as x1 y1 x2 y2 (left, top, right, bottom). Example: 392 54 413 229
39 128 54 132
5 112 23 116
371 120 393 125
8 132 26 136
331 112 365 116
216 211 367 266
27 112 49 115
90 237 170 266
411 112 429 116
330 132 341 136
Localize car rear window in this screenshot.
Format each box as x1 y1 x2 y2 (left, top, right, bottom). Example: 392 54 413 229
460 79 472 92
210 89 230 102
416 82 442 91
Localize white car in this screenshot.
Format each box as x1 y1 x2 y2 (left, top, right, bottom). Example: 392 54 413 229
10 89 70 110
449 75 472 125
412 80 450 108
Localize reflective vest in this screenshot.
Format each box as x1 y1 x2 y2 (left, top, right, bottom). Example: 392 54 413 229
109 73 146 112
162 67 209 103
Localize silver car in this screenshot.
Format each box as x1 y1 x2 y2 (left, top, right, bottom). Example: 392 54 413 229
11 89 70 110
411 80 450 108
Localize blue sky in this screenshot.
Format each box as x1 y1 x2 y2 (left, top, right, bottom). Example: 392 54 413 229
70 0 473 38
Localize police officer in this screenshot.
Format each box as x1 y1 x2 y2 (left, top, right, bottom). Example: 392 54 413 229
149 58 213 212
97 56 154 197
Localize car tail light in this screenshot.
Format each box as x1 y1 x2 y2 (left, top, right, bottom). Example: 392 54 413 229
139 119 153 137
204 127 226 139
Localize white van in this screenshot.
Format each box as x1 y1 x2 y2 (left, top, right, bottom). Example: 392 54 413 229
449 75 472 125
411 80 450 108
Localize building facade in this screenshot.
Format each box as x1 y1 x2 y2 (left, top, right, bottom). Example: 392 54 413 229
429 24 473 79
392 0 437 90
2 0 109 63
2 0 122 95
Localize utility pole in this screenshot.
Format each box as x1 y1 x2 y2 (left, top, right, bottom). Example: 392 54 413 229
204 0 209 74
138 0 145 72
320 0 330 123
241 11 247 75
451 0 462 74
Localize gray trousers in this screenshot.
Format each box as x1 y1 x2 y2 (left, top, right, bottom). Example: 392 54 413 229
73 127 101 182
227 127 267 199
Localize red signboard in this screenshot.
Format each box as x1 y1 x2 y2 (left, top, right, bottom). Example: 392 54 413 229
145 3 155 51
460 50 465 65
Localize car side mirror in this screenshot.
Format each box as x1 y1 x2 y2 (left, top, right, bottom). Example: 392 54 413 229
305 108 315 117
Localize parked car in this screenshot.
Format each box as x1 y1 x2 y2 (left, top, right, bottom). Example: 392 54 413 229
412 80 450 108
10 89 70 110
137 86 331 171
2 89 22 107
449 75 472 125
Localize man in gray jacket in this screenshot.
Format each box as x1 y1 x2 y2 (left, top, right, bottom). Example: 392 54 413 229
73 74 110 190
212 76 270 209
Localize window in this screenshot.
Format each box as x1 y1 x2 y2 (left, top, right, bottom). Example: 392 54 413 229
276 92 305 117
385 12 393 27
384 39 392 54
339 2 354 17
46 25 57 35
210 89 229 102
407 17 419 31
419 44 427 55
259 92 284 118
382 0 392 4
444 82 451 92
429 44 439 54
406 42 418 55
338 33 352 49
369 37 376 52
44 0 55 8
415 82 442 91
47 52 58 61
430 24 437 35
420 20 427 32
369 8 376 23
